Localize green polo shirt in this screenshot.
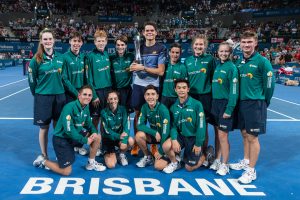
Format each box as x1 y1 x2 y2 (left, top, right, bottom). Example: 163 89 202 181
212 60 239 115
54 100 97 144
184 54 216 95
162 61 188 97
137 102 171 155
100 105 130 144
87 48 112 100
28 52 65 95
170 97 206 147
110 52 134 89
62 49 87 98
236 52 275 105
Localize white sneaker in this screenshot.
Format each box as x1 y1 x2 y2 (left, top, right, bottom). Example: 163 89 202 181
78 147 88 156
136 156 153 168
229 159 249 170
238 168 257 184
118 153 128 166
85 160 106 171
96 149 102 157
74 147 79 152
33 155 46 168
163 162 180 174
216 163 229 176
210 159 221 171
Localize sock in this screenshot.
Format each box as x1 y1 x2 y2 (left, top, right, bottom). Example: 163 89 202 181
244 159 249 164
247 167 255 172
88 158 95 164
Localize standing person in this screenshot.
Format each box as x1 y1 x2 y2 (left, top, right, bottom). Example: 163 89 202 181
129 21 166 156
184 34 216 165
161 43 187 109
169 79 207 171
110 35 134 111
101 91 134 168
87 30 112 130
62 31 89 156
33 85 106 175
229 31 275 184
209 42 239 176
135 85 172 170
28 28 66 167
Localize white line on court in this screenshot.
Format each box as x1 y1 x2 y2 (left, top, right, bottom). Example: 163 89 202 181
0 87 29 101
267 108 297 120
0 78 27 88
267 119 300 122
272 97 300 106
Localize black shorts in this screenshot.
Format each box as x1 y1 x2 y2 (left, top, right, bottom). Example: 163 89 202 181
34 93 66 126
211 99 235 132
90 87 111 117
65 91 77 104
146 134 160 144
190 93 216 125
102 137 120 154
52 136 75 168
117 86 132 112
131 84 159 111
161 96 177 109
237 100 267 136
176 134 202 167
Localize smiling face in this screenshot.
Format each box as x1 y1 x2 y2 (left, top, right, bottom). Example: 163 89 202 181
240 37 257 57
78 88 93 106
116 39 127 56
107 92 119 111
218 44 231 62
94 36 107 51
41 32 54 51
144 89 159 108
143 25 157 42
192 38 206 56
169 47 181 64
70 36 83 55
175 82 190 100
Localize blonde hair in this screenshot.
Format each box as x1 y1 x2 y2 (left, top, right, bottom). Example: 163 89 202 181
94 30 107 40
218 41 233 54
192 34 208 48
34 28 55 64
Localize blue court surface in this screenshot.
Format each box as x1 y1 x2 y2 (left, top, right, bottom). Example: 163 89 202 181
1 66 300 200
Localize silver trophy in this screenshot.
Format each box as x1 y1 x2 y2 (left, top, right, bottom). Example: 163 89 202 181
134 34 142 64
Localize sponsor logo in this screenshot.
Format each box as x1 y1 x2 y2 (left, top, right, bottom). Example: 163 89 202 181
218 78 223 84
249 64 257 68
247 73 253 79
66 115 71 121
163 119 168 124
186 117 192 122
156 123 161 128
200 68 207 73
267 71 273 77
233 78 238 83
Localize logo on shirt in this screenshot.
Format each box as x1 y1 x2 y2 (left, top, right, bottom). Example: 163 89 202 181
249 64 257 68
247 73 253 79
163 119 168 124
156 123 161 128
233 78 238 83
218 78 223 84
200 68 207 73
187 117 192 122
28 67 32 73
267 71 273 77
66 115 71 121
57 68 62 74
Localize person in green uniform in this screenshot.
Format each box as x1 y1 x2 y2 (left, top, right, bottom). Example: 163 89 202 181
184 34 216 166
33 85 106 175
169 79 207 172
229 31 275 184
101 91 134 168
209 42 239 176
135 85 172 169
62 31 89 156
29 28 66 168
161 43 187 109
110 35 134 111
87 30 112 130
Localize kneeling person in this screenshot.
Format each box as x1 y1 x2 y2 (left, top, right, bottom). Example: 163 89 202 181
34 85 106 176
136 85 175 170
169 79 207 171
101 91 134 168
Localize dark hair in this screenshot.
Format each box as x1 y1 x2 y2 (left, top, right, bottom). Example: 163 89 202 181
115 35 128 45
174 79 190 88
169 42 182 52
143 21 157 31
106 90 120 100
78 85 93 93
144 84 158 94
69 31 83 41
240 30 258 40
